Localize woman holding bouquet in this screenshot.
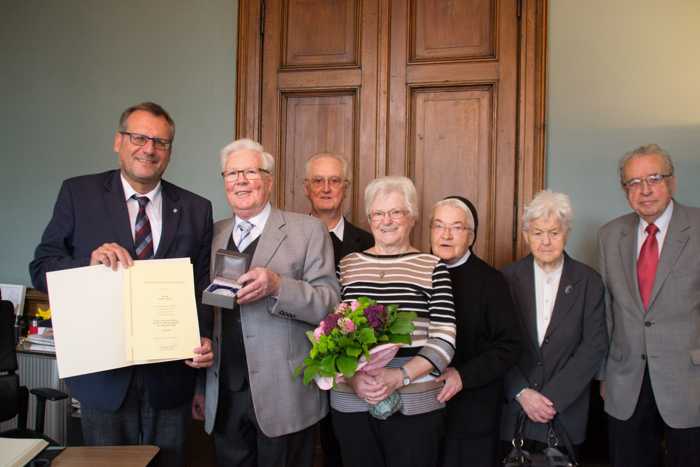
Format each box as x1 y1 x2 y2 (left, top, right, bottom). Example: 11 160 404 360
331 176 457 467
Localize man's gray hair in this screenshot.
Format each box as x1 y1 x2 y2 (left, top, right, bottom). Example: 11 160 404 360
305 153 349 180
219 138 275 173
431 198 474 230
522 190 573 232
364 176 418 219
119 102 175 138
618 143 674 185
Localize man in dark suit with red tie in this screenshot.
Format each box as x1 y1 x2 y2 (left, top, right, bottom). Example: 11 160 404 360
598 144 700 467
303 152 372 467
29 102 214 467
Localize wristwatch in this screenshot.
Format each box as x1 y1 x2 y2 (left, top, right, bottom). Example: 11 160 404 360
400 366 411 386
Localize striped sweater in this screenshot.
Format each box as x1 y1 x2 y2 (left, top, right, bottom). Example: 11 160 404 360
331 252 457 415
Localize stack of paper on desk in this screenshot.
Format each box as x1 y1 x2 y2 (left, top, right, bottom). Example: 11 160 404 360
46 258 201 378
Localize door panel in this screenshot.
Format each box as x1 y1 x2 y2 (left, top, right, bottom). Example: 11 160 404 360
283 0 359 67
390 0 517 265
281 93 357 216
238 0 547 267
410 86 493 259
260 0 379 226
412 0 495 61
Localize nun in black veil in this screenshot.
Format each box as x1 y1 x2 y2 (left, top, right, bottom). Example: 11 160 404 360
430 196 522 467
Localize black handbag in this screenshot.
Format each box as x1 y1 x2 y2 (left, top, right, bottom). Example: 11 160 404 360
502 411 579 467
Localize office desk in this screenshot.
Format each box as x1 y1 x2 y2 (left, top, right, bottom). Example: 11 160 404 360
52 445 159 466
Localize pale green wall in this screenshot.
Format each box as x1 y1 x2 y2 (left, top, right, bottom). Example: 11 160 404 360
547 0 700 265
0 0 237 285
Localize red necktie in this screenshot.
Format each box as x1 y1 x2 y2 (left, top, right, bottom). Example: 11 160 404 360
637 223 659 310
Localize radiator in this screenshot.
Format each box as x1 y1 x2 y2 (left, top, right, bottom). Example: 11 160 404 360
0 351 70 445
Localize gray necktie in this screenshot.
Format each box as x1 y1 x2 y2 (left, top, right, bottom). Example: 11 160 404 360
236 220 254 251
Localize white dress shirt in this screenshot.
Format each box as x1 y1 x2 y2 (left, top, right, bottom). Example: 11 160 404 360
445 249 471 269
233 203 272 248
121 174 163 254
636 200 673 258
533 259 564 346
328 216 345 241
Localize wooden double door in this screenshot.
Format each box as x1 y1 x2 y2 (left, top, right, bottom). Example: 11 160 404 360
236 0 546 267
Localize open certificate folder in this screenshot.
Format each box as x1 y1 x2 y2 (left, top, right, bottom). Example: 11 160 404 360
46 258 201 378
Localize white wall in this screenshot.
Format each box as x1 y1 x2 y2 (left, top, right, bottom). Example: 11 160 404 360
547 0 700 265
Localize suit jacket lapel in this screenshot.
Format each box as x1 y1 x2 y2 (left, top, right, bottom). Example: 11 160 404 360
155 181 182 259
617 215 644 311
648 203 690 313
103 171 136 257
251 208 287 268
514 255 540 353
545 253 581 339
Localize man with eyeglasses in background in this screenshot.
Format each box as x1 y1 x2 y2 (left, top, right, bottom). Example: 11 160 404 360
302 152 373 467
598 144 700 467
304 153 373 269
194 139 339 467
29 102 214 466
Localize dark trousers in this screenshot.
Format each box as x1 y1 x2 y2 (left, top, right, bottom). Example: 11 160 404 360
320 411 343 467
608 366 700 467
442 432 499 467
332 408 446 467
80 370 189 467
213 385 315 467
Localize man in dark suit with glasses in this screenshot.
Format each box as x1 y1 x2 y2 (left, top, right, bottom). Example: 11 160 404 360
30 102 214 467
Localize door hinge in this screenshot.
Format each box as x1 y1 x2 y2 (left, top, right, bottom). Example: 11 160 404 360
517 0 523 18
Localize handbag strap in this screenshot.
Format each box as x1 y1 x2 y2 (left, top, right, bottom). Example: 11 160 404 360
511 409 580 467
547 416 579 466
512 409 529 448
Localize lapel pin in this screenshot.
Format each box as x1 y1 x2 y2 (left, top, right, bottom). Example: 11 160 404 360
564 285 573 295
173 208 178 213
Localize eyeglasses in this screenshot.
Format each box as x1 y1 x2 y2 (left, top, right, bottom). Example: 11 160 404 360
623 173 672 190
369 209 408 222
306 176 346 190
119 131 172 150
221 168 271 181
431 222 472 234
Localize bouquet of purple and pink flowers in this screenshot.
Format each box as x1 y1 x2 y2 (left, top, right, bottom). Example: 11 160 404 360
294 297 416 389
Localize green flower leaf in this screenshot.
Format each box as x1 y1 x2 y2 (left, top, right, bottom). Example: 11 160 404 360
320 354 337 374
389 334 411 344
337 355 358 377
303 366 318 385
345 346 362 357
359 327 377 344
389 319 414 334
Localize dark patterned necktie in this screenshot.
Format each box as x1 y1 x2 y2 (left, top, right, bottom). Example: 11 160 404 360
637 223 659 310
133 195 154 259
